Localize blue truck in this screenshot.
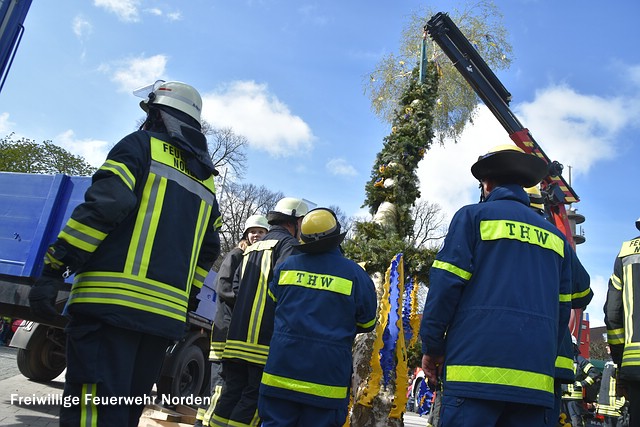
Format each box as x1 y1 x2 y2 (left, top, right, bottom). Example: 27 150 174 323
0 171 217 398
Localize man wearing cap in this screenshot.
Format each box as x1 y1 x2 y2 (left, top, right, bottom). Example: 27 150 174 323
211 198 308 427
420 145 573 426
257 208 377 427
604 217 640 426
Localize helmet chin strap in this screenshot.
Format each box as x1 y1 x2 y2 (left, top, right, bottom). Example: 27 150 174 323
478 181 485 203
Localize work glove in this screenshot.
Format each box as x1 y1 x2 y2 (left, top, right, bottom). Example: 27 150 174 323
29 266 66 321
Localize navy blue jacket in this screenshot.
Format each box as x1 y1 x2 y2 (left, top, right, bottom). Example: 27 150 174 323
420 184 572 408
260 247 377 409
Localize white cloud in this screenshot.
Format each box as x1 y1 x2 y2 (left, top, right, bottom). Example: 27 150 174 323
104 54 169 93
0 112 14 134
94 0 141 22
72 15 92 39
165 11 182 21
585 274 608 328
326 158 357 176
202 81 314 157
417 85 639 224
55 129 110 168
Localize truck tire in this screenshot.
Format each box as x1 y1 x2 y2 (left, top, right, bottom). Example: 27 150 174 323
157 343 205 399
16 326 66 381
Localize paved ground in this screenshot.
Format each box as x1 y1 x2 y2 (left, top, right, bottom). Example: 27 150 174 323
0 346 62 426
0 346 428 426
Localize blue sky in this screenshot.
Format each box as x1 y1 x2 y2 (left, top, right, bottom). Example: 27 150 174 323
2 0 640 327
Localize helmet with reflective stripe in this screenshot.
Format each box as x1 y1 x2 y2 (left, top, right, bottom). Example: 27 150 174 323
242 215 269 237
138 80 203 126
471 144 547 187
295 208 346 253
525 186 544 211
267 197 309 225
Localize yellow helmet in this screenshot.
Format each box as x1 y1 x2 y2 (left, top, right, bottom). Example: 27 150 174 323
524 186 544 211
295 208 346 253
471 144 547 187
136 80 203 126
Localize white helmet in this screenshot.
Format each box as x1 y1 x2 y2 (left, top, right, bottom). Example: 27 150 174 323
136 80 202 126
243 215 269 237
267 197 309 225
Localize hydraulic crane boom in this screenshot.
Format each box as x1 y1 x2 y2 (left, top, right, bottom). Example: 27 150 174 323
426 12 579 247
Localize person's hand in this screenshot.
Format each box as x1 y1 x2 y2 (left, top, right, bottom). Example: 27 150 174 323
29 275 64 320
422 354 444 388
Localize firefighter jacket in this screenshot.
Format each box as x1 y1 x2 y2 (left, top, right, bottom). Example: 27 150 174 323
260 247 377 409
54 129 222 340
222 226 297 366
420 184 573 409
209 246 244 361
556 250 592 383
597 360 625 418
562 353 600 401
605 234 640 382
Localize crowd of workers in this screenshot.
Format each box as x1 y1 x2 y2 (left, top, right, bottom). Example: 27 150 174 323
24 79 639 427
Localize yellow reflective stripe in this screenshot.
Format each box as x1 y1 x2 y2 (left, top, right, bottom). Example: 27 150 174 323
223 339 270 365
446 365 554 394
210 412 260 427
559 293 571 303
610 273 622 290
261 371 348 399
357 318 376 329
607 328 625 345
99 159 135 191
125 173 165 275
59 218 107 253
187 202 211 294
618 238 640 257
248 249 273 344
479 220 565 257
278 270 353 296
150 137 216 194
622 345 640 368
70 272 188 321
45 251 65 268
572 287 592 300
624 265 634 345
192 265 208 289
555 355 574 371
432 260 472 281
80 383 97 427
245 239 278 253
214 215 223 231
267 288 276 302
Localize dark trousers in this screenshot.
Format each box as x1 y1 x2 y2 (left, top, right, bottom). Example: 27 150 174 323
211 360 262 427
439 394 551 427
258 394 348 427
627 382 640 427
59 315 171 427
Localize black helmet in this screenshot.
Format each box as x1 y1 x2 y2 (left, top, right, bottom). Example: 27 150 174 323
294 208 346 254
471 145 547 187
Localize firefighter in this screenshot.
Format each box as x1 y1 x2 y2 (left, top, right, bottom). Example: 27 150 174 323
604 217 640 426
420 145 573 426
28 80 222 427
525 186 594 425
256 207 377 427
562 335 601 426
196 215 269 427
211 198 308 427
597 352 626 427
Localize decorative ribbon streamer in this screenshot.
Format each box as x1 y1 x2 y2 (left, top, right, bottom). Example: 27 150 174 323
402 276 414 346
409 275 421 347
389 254 409 418
381 254 402 386
356 260 391 407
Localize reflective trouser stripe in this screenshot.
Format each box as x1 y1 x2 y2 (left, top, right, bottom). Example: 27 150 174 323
203 384 223 425
81 383 98 427
261 371 348 399
446 365 554 394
